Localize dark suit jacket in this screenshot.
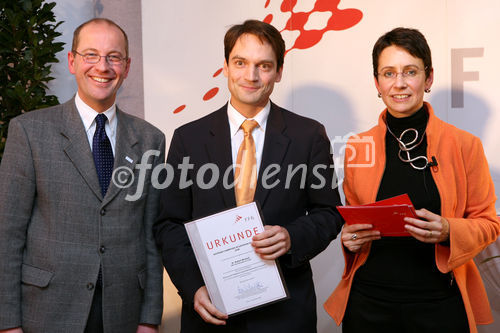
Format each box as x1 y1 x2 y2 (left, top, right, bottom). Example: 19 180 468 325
154 102 343 333
0 98 165 333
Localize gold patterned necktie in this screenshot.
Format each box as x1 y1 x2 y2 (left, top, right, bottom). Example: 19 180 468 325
234 119 259 206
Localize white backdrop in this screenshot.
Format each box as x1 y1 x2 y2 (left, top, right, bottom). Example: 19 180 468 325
46 0 499 332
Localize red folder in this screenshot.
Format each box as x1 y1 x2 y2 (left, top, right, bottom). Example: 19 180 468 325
337 194 416 237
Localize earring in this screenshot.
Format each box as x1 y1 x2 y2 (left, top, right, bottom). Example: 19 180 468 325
377 92 381 98
425 88 431 93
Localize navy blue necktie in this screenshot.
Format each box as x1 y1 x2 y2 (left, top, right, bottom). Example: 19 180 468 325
92 114 114 197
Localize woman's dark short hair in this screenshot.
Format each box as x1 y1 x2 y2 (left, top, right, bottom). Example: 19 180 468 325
372 27 432 79
224 20 285 72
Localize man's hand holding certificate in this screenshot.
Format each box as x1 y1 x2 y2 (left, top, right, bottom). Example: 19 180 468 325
185 202 289 320
252 225 291 260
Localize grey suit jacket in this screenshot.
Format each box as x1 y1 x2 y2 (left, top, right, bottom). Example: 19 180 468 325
0 98 165 333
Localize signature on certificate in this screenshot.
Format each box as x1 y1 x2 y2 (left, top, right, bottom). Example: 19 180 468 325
236 281 267 300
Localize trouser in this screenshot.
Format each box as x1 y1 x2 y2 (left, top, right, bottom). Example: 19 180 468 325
84 284 103 333
342 288 469 333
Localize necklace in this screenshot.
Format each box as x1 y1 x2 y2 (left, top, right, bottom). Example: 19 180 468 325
386 124 429 170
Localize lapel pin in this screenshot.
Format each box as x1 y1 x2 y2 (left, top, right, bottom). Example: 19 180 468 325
125 156 133 163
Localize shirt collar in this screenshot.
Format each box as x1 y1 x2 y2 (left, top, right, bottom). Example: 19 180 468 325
227 100 271 137
75 92 117 134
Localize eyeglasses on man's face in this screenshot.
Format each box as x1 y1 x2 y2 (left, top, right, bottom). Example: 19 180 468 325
73 50 127 65
377 66 427 82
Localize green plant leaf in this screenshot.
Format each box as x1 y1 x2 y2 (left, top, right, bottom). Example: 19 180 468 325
0 0 64 160
22 0 33 12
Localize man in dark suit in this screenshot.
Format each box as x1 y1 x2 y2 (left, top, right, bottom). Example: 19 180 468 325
0 18 164 333
154 20 343 333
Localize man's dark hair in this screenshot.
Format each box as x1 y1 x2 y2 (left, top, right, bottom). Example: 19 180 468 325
224 19 285 71
372 27 432 79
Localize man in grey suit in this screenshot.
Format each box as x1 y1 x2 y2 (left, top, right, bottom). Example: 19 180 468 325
0 18 164 333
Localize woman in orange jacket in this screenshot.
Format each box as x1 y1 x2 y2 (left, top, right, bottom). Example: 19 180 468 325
324 27 499 333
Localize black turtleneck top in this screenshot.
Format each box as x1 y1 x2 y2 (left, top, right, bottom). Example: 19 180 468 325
352 105 458 302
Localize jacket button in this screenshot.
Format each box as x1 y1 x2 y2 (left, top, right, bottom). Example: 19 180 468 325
100 208 106 216
99 246 106 254
87 282 94 290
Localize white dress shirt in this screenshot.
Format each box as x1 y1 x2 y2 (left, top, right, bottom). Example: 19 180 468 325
227 100 270 176
75 93 117 155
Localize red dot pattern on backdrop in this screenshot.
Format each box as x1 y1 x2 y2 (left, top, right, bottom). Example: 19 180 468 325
172 0 362 113
173 105 186 114
281 0 363 54
213 68 223 77
203 87 219 101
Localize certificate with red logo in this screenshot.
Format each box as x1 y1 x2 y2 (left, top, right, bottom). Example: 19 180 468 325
185 202 289 316
337 194 417 236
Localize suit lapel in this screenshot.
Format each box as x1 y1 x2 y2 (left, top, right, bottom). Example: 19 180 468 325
206 104 236 208
61 98 103 200
254 102 290 208
103 108 140 205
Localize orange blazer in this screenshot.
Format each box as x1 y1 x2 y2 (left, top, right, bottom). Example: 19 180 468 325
324 102 499 333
